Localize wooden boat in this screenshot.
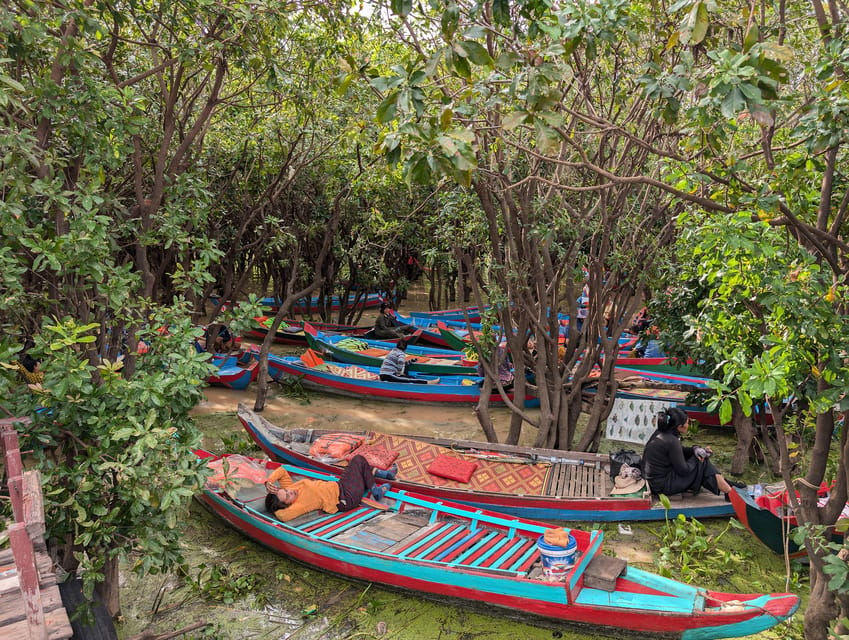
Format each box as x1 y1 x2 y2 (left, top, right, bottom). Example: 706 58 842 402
245 316 371 346
728 485 847 558
206 350 260 390
304 327 477 376
264 351 537 406
196 449 799 639
436 320 638 353
408 305 487 323
238 404 735 521
259 292 383 314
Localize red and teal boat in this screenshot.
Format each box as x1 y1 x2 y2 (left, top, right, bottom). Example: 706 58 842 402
264 352 536 406
245 316 371 346
728 485 846 558
197 449 799 639
238 404 736 522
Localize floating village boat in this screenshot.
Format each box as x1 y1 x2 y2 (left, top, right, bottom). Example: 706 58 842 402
265 351 537 406
196 449 799 639
408 305 487 323
206 350 259 390
304 328 477 376
245 316 371 346
728 485 847 558
258 292 384 314
238 404 734 521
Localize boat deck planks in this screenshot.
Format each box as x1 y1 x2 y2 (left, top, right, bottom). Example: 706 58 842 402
546 462 609 498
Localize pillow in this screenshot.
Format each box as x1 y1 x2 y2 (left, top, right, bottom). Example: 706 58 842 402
427 454 478 483
346 444 399 470
308 433 366 460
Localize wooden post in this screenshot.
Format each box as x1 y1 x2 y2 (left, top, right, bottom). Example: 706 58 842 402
9 522 48 639
2 424 24 523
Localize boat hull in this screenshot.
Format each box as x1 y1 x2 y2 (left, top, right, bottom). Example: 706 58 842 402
196 450 799 640
728 486 845 557
266 355 536 406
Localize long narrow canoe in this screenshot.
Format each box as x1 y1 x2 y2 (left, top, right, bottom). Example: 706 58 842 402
265 353 537 406
728 485 846 558
238 404 735 522
304 328 478 376
196 449 799 639
259 292 384 314
245 316 371 346
408 305 488 323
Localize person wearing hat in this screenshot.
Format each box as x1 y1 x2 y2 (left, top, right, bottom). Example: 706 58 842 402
373 303 415 340
642 407 742 497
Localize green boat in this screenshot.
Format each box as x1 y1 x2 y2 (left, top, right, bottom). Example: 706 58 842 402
304 326 479 376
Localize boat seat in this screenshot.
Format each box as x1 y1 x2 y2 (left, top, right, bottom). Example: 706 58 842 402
582 555 627 591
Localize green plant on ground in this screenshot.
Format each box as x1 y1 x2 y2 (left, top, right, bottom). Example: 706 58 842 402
653 495 746 582
181 562 264 607
219 432 262 456
275 376 311 401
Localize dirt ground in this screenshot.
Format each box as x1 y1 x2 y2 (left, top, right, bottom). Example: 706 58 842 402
193 385 537 444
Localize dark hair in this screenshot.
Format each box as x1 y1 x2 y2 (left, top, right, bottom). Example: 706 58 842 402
658 407 688 432
265 492 286 513
396 340 408 351
380 303 390 312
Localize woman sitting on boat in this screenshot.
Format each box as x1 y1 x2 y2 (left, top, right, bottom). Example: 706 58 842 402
642 407 742 498
264 455 388 522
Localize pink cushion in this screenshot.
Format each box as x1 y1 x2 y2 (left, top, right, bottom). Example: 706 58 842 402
346 444 399 470
427 454 478 483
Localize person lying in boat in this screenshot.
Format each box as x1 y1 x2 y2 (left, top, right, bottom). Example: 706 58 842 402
642 407 744 499
378 340 438 384
264 455 389 522
373 303 415 340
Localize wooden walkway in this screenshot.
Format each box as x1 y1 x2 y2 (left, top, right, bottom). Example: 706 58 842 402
1 417 73 640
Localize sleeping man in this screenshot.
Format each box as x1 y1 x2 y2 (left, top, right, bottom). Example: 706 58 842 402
264 455 388 522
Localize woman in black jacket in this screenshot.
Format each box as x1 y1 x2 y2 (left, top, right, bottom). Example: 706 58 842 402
642 407 741 497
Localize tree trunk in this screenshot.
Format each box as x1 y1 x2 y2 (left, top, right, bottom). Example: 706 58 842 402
804 566 837 640
96 553 121 618
473 377 499 443
729 401 756 476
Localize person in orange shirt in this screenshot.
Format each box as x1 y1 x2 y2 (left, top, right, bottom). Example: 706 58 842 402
263 455 386 522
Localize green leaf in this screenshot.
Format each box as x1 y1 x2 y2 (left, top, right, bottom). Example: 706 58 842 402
390 0 413 17
453 55 471 80
493 0 510 27
691 2 709 45
376 93 398 123
462 41 492 66
441 4 459 38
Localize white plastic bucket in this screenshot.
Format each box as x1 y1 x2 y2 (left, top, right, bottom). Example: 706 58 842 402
537 534 577 580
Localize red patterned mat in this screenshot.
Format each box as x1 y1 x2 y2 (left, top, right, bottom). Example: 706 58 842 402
372 434 552 496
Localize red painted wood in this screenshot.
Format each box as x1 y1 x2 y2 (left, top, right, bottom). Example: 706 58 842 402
9 523 46 638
